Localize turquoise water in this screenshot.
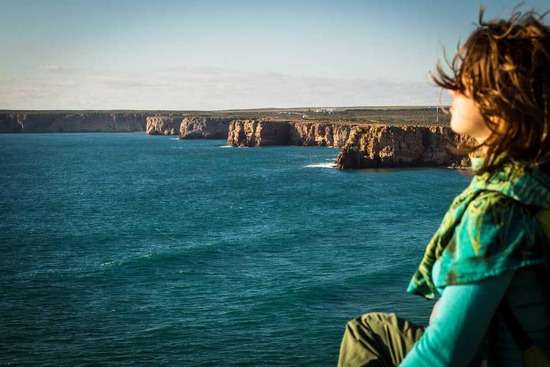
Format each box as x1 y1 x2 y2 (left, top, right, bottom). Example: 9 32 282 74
0 133 471 366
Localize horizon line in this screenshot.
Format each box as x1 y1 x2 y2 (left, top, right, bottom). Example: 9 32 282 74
0 105 450 113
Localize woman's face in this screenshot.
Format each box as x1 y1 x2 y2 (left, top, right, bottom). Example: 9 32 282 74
448 89 492 143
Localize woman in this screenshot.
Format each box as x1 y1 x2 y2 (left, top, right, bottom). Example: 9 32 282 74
337 8 550 367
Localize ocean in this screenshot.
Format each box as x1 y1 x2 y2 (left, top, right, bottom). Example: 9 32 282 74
0 132 471 366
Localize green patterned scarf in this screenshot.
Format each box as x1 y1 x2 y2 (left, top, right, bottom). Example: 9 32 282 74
407 155 550 300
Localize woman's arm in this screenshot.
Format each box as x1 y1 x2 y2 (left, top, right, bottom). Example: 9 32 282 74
400 270 515 367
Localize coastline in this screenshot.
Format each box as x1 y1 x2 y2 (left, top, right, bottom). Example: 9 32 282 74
0 107 471 169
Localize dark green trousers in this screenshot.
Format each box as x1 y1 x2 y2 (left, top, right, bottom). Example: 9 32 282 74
337 312 425 367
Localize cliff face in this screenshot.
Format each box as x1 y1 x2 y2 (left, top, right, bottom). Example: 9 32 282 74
0 112 148 132
145 115 182 135
227 119 353 147
0 113 23 132
334 125 467 168
288 121 353 147
227 119 470 168
227 120 291 146
180 116 232 139
0 111 231 135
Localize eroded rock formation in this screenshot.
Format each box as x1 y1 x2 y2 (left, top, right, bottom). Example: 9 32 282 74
334 125 466 168
227 120 291 146
180 116 232 139
288 121 353 146
227 119 471 168
145 115 182 135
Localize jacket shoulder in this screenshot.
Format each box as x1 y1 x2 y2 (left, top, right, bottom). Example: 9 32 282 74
435 190 545 287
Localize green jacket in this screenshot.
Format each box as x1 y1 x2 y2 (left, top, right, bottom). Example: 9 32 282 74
407 156 550 300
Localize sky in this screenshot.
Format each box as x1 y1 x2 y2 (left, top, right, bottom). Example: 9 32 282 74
0 0 548 110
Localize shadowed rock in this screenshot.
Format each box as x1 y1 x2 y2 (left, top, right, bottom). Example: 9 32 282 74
0 111 148 132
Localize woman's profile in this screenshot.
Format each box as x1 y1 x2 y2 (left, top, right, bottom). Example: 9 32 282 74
337 7 550 367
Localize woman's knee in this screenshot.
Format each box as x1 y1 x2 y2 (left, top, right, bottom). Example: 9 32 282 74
344 312 395 340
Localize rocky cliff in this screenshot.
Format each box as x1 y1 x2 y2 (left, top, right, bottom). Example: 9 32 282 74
0 111 149 132
145 115 182 135
227 119 470 168
227 120 291 146
227 119 356 147
180 116 232 139
0 112 23 132
334 125 470 168
288 121 353 147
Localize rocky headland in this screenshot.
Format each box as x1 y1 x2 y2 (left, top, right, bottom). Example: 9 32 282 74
334 125 471 169
227 119 471 169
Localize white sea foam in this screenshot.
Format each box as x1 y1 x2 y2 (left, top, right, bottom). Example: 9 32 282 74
219 145 232 148
305 162 337 168
169 138 179 140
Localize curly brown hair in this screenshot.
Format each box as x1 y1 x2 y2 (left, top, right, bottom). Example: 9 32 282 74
432 7 550 174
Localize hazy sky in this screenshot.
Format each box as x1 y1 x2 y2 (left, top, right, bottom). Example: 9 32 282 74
0 0 548 110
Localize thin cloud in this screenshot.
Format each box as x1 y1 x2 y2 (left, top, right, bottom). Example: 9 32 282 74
0 65 449 110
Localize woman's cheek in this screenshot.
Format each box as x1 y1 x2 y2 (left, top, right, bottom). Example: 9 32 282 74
450 107 471 134
449 97 484 137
